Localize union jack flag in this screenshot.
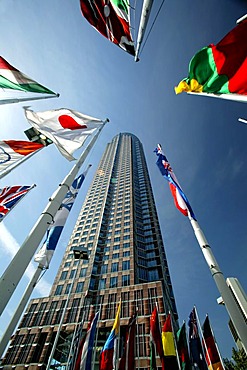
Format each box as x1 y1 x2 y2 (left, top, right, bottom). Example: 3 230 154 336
0 185 35 221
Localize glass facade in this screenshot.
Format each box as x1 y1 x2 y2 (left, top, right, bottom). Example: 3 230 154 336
2 133 178 369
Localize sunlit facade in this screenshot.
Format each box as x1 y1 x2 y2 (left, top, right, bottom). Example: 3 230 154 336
1 133 178 369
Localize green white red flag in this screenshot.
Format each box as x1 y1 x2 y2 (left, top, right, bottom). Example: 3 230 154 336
0 56 56 95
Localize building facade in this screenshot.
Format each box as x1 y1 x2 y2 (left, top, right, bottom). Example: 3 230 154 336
1 133 178 369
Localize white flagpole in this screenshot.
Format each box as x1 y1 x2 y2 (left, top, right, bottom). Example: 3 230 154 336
188 91 247 103
0 264 44 358
0 93 59 105
134 0 154 62
0 119 109 316
238 118 247 125
188 216 247 354
0 148 43 180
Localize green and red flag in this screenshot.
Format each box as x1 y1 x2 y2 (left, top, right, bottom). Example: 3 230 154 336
177 323 192 370
175 19 247 96
202 316 224 370
0 56 56 95
80 0 135 56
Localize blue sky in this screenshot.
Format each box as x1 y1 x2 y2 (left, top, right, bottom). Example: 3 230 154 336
0 0 247 360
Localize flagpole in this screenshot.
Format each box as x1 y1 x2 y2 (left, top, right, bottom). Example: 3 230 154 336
188 91 247 103
0 93 59 105
0 119 109 316
169 311 181 370
0 148 43 180
188 216 247 354
46 254 80 370
207 315 226 370
136 306 140 370
0 264 44 358
194 307 210 368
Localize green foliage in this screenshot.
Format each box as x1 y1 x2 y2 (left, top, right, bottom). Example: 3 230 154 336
223 348 247 370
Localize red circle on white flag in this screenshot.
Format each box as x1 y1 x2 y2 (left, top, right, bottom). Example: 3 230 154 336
58 115 87 130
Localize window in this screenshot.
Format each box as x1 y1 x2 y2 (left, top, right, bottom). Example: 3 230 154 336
60 271 68 280
114 237 120 242
112 253 119 259
122 275 130 286
123 242 130 248
110 277 118 288
70 270 76 279
113 245 120 250
65 283 72 294
64 262 71 267
111 262 119 272
123 251 130 257
148 269 159 281
75 282 84 293
55 285 63 295
99 278 106 290
80 268 87 277
101 264 108 274
122 260 130 270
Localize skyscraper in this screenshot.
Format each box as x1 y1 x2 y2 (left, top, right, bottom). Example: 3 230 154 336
1 133 178 369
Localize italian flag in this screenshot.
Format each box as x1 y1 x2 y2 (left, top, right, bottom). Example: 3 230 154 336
175 19 247 95
0 56 56 94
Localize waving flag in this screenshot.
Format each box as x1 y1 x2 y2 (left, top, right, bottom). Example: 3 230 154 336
188 308 207 370
34 168 90 268
202 316 224 370
0 56 56 95
162 314 179 369
0 185 35 221
175 19 247 96
100 302 121 370
0 140 43 174
75 311 100 370
177 323 192 370
150 306 165 370
118 313 136 370
80 0 135 56
154 144 196 220
24 108 104 161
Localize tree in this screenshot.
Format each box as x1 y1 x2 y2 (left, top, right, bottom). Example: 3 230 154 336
223 348 247 370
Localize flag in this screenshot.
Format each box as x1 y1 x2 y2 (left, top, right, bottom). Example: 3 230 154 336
118 313 136 370
150 341 157 370
75 311 100 370
24 108 104 161
188 308 207 370
202 316 224 370
162 314 179 369
154 144 196 220
0 56 56 95
34 170 89 268
177 323 192 370
100 302 121 370
175 19 247 96
0 185 35 221
80 0 135 56
150 306 165 370
0 140 43 174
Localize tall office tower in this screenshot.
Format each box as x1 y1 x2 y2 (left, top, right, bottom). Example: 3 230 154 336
1 133 178 370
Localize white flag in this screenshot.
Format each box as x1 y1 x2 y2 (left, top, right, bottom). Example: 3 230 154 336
24 108 103 161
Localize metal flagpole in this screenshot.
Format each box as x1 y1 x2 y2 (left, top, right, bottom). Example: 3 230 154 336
0 119 109 316
188 215 247 354
136 306 140 370
188 91 247 103
169 311 181 370
193 306 210 369
46 253 80 370
135 0 154 62
91 296 103 370
0 264 45 358
0 93 59 105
